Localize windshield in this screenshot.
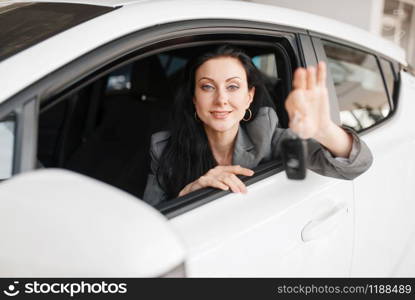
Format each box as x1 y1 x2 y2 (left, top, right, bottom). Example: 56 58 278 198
0 2 116 62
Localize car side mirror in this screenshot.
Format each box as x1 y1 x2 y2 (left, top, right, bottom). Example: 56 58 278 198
0 169 185 277
281 137 307 180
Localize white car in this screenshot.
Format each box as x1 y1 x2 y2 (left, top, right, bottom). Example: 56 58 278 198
1 0 415 277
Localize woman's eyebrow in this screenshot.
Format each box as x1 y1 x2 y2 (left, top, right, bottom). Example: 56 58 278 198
226 76 241 82
198 77 214 82
197 76 242 82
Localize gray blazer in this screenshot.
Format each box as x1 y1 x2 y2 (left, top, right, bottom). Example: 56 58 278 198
143 107 373 206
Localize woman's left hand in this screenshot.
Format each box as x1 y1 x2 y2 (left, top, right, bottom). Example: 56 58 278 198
285 62 353 158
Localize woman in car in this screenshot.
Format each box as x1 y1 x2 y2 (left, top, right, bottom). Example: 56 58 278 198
142 45 373 206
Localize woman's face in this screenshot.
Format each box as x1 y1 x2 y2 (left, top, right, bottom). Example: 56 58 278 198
193 56 255 134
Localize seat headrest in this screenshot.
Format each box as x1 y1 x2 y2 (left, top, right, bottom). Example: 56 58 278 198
130 56 171 102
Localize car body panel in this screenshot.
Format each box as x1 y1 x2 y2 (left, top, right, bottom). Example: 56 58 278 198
0 0 405 104
351 71 415 276
170 172 354 277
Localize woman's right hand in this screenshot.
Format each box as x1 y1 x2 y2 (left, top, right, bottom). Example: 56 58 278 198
178 165 254 197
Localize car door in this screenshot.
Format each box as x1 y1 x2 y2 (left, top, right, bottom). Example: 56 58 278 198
169 170 354 277
312 36 415 276
167 34 355 277
352 68 415 276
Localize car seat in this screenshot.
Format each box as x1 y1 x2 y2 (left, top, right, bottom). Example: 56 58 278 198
64 55 172 199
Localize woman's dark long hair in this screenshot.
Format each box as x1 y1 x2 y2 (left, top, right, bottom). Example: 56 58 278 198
157 45 275 199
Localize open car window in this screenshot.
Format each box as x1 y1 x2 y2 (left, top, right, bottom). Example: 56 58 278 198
37 37 297 214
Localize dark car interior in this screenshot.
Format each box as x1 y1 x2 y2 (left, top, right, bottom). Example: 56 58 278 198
37 41 297 200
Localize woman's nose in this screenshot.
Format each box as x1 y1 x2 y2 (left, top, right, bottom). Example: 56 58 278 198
215 88 228 105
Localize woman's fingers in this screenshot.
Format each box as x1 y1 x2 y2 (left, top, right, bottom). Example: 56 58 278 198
211 180 230 191
199 175 229 191
203 165 254 193
220 169 249 193
294 63 326 90
317 61 326 86
230 174 248 193
306 66 316 90
293 67 307 90
222 165 254 177
221 176 240 193
221 174 246 194
198 165 254 194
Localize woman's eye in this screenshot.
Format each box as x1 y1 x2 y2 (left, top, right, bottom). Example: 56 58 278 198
227 85 239 91
201 84 214 91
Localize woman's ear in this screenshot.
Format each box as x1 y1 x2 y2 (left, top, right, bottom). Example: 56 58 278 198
248 87 255 106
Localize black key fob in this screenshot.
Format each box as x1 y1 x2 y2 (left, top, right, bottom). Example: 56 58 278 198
281 137 307 180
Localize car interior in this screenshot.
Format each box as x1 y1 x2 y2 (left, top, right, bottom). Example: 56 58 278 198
37 40 297 202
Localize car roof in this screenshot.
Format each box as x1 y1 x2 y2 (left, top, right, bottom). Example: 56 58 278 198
0 0 406 104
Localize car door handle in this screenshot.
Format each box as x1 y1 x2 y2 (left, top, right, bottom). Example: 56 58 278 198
301 203 348 242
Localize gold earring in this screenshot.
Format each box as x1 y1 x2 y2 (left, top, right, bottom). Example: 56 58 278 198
194 112 200 121
242 108 252 122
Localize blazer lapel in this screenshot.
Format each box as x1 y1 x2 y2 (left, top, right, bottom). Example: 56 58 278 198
232 126 257 168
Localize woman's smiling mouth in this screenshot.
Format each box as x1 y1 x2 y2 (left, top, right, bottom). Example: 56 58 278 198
210 111 232 119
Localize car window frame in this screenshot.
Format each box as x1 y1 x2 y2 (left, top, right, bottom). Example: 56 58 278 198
378 57 400 110
1 19 317 217
0 114 16 180
0 97 38 177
